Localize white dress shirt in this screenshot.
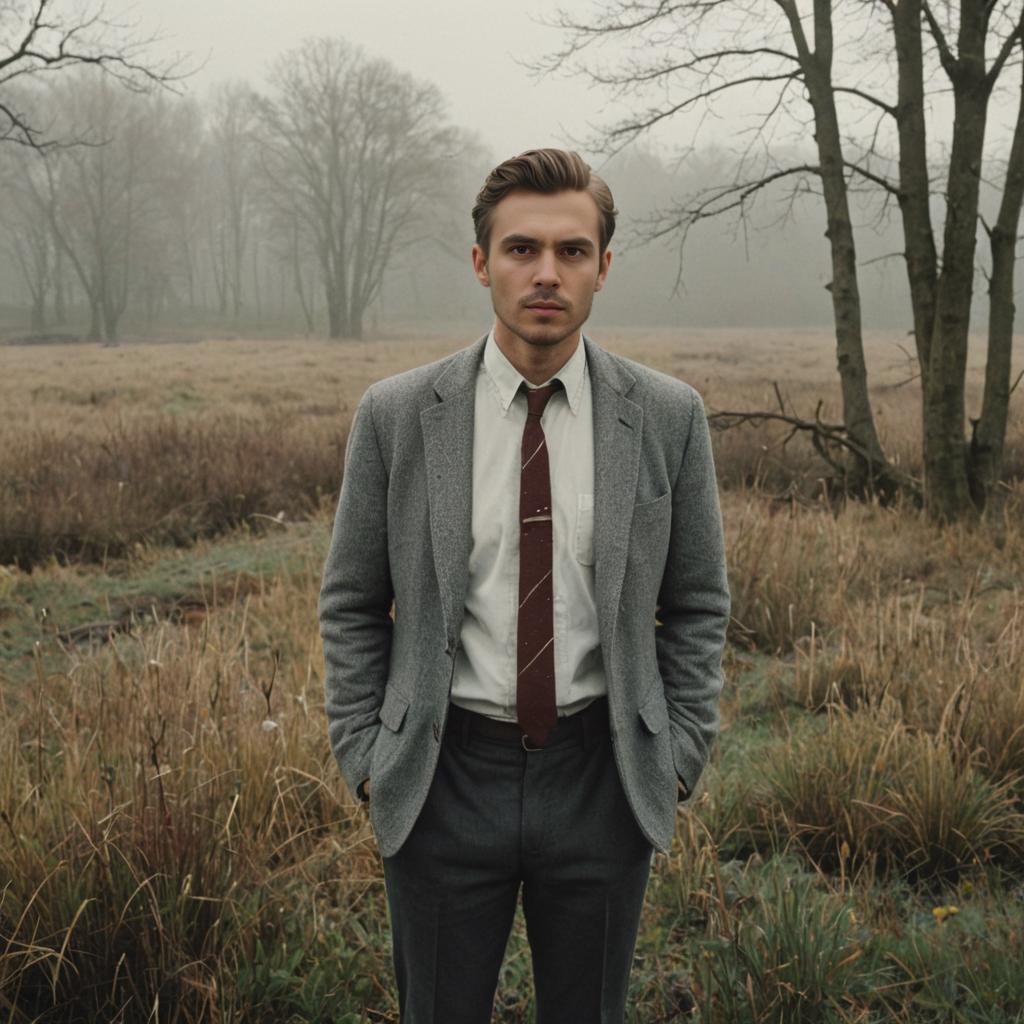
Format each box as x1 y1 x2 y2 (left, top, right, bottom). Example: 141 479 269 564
451 331 607 721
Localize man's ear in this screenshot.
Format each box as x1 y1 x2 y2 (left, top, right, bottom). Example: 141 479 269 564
594 248 612 292
471 243 490 286
471 243 490 287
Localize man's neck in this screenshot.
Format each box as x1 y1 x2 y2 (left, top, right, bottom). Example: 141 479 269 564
492 324 582 386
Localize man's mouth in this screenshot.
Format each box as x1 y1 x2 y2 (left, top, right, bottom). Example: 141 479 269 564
525 302 565 311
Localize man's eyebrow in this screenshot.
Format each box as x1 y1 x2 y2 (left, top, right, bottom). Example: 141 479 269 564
500 234 540 247
499 234 595 249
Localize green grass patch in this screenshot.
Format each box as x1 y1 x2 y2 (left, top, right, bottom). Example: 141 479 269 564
0 519 329 687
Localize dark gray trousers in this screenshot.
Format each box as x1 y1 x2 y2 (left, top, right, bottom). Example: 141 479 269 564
381 702 654 1024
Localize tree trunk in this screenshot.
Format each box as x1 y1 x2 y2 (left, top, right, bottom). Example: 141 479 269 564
100 263 126 344
290 221 316 335
144 271 157 326
102 296 121 344
251 236 262 320
87 298 102 342
53 242 66 324
182 232 196 311
324 246 350 339
30 293 45 332
893 0 938 401
212 224 228 316
968 54 1024 509
231 214 244 318
923 5 989 521
348 307 364 340
796 1 892 493
325 276 343 339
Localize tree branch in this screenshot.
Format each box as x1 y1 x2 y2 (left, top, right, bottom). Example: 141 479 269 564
646 164 822 239
0 0 186 150
844 159 902 196
604 70 802 142
986 15 1024 89
582 46 800 90
921 1 959 79
708 403 920 496
833 85 897 118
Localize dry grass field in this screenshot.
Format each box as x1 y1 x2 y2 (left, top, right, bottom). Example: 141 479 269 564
2 326 1024 1022
3 324 1016 453
2 327 1021 566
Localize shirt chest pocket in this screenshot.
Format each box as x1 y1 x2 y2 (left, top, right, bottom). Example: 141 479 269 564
575 493 595 566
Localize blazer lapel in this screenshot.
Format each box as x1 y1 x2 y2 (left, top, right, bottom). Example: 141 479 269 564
587 339 643 646
420 337 486 648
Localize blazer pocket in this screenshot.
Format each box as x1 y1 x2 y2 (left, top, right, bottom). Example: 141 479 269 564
638 692 669 735
378 688 411 733
632 491 671 526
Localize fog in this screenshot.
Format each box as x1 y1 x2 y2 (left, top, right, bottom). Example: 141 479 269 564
0 0 1021 340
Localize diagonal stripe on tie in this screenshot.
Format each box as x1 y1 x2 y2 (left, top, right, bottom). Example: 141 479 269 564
518 636 555 677
519 569 553 609
522 439 546 471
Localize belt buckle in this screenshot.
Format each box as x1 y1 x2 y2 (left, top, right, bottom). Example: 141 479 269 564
521 733 543 752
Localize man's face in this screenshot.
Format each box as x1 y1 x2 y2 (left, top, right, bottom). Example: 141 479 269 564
472 189 611 353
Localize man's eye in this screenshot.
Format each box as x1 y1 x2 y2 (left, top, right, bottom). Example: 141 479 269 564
562 247 582 258
511 245 532 255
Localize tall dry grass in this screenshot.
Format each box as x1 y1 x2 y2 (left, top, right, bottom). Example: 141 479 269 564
0 416 346 568
749 704 1024 881
716 484 1024 892
725 484 1024 652
797 586 1024 779
0 555 392 1021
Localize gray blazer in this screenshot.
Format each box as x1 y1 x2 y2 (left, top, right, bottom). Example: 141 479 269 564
319 335 729 857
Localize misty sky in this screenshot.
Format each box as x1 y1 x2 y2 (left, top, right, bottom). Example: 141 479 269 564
130 0 628 160
129 0 1022 165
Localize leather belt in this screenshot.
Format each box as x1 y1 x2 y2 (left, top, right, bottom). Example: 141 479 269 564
447 697 610 750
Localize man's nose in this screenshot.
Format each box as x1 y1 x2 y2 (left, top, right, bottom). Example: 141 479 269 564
532 250 560 288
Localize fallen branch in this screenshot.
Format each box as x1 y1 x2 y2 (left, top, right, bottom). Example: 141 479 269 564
707 401 921 500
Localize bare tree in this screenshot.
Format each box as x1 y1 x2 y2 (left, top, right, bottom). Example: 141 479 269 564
0 0 180 151
255 37 458 340
26 74 178 342
545 0 1024 519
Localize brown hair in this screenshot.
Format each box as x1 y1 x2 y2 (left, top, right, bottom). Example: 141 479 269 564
472 149 617 256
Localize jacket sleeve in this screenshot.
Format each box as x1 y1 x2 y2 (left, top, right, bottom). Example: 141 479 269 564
319 387 394 798
657 389 730 797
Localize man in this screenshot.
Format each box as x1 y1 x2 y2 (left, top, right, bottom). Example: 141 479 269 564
319 148 729 1023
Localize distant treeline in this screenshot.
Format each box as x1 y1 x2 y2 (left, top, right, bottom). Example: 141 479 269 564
0 37 1017 341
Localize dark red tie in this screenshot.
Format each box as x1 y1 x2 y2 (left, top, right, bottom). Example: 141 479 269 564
517 381 561 748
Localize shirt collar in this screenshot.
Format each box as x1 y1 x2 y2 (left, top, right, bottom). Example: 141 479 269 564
483 330 587 416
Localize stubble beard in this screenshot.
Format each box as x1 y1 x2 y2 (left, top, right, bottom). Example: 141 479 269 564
495 298 592 351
